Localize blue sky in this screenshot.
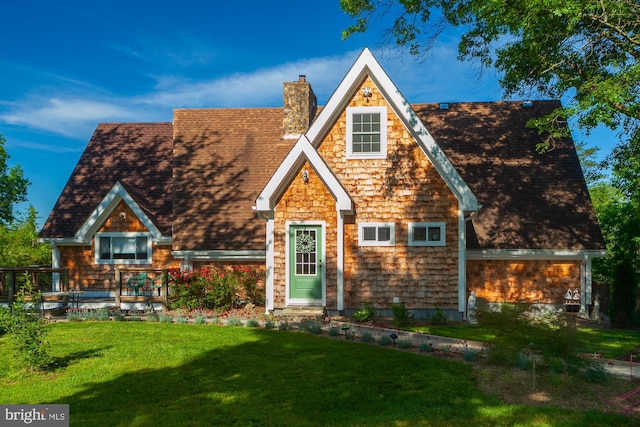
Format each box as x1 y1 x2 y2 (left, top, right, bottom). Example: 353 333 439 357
0 1 617 228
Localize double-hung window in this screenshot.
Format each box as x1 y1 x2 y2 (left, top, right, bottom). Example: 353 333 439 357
96 232 152 264
347 106 387 159
408 222 446 246
358 222 395 246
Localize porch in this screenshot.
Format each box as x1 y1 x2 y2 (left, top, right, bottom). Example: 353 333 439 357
0 267 171 312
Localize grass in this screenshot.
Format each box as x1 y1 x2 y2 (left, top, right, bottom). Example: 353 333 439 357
0 322 637 426
408 323 639 359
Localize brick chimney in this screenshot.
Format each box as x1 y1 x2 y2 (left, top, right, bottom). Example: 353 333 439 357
283 75 317 139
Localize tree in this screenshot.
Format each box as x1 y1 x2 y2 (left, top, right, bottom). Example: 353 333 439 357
0 206 51 268
341 0 640 152
0 133 29 225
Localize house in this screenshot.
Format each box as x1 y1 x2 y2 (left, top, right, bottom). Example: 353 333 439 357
39 48 606 319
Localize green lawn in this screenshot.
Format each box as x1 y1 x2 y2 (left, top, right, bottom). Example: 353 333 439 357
408 324 639 359
0 322 636 426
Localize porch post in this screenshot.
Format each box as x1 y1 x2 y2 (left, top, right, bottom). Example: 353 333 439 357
265 212 275 313
337 211 344 311
458 204 467 315
51 244 61 291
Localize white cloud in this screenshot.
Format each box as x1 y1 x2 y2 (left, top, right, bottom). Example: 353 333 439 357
0 48 505 140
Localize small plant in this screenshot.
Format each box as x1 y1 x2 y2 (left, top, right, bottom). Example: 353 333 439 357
430 306 448 324
278 321 291 331
246 319 260 328
66 308 84 321
95 307 111 321
419 342 433 353
463 349 479 362
300 320 322 334
391 303 414 327
194 314 207 325
112 310 125 321
264 320 275 330
145 312 159 322
353 301 376 323
175 316 189 324
159 313 173 323
360 332 376 343
128 311 143 321
377 335 392 346
329 326 340 337
397 339 413 349
227 317 243 326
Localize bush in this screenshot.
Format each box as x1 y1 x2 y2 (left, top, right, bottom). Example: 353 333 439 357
265 320 275 330
353 301 376 323
329 326 340 337
167 265 265 311
0 306 11 335
194 314 207 325
397 340 413 349
391 303 413 327
246 319 260 328
361 332 376 343
377 335 392 346
9 275 51 370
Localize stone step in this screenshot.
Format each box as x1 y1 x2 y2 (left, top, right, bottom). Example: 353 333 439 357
278 306 325 318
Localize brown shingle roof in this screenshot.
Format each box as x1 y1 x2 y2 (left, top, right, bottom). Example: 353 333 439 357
415 100 605 250
40 122 173 238
171 108 295 251
41 101 604 253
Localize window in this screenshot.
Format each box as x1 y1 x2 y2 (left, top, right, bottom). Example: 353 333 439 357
408 222 446 246
347 106 387 159
96 232 151 264
358 222 395 246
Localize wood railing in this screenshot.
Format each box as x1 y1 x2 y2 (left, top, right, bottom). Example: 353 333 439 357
0 267 69 304
115 268 169 306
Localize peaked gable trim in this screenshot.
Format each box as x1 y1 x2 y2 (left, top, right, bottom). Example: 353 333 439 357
74 181 170 243
255 135 353 213
306 47 478 212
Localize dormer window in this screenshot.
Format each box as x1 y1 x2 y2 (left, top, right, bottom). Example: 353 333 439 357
347 106 387 159
96 232 152 264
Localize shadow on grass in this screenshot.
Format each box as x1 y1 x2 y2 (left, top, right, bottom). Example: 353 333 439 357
46 347 110 372
44 328 634 426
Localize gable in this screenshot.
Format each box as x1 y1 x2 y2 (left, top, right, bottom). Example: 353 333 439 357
40 122 173 240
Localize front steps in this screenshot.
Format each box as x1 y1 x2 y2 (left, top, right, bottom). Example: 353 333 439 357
276 306 325 319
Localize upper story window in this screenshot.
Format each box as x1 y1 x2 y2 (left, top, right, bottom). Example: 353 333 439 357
347 106 387 159
96 232 152 264
408 222 446 246
358 222 395 246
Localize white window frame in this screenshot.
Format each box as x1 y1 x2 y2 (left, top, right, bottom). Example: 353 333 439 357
358 222 395 246
408 222 446 246
95 232 152 265
346 106 387 159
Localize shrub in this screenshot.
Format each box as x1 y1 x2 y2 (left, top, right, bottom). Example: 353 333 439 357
353 301 376 323
391 303 413 327
463 350 479 362
145 312 159 323
95 307 111 321
419 342 433 353
66 308 84 321
167 265 264 312
9 275 51 370
159 313 173 323
175 316 188 324
278 321 291 331
329 326 340 337
430 306 448 324
361 332 376 343
0 306 11 335
300 320 322 334
194 314 207 325
227 317 243 326
246 319 260 328
377 335 392 346
397 339 413 349
265 320 275 330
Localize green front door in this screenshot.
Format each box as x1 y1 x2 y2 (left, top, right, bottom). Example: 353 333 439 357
289 225 322 301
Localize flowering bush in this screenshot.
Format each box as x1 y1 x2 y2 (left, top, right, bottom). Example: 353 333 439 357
167 265 264 311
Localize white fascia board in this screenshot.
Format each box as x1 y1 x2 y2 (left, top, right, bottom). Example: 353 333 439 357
171 250 266 261
306 47 477 212
255 135 353 213
74 181 165 243
467 249 608 260
38 238 88 246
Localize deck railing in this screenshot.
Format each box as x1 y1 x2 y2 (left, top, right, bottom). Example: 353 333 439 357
0 267 70 304
115 268 169 307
